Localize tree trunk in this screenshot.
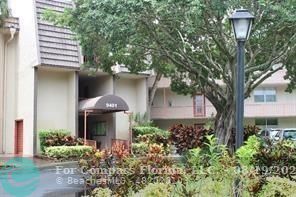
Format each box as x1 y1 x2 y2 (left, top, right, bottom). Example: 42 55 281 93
214 102 236 153
147 72 162 119
148 72 162 107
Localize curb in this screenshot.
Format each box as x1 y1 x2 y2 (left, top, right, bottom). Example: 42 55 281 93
37 161 79 170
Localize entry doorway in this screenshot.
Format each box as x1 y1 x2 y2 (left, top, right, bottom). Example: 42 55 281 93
78 113 114 149
15 120 24 155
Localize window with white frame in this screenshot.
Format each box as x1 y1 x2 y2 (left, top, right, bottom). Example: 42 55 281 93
254 88 276 102
255 118 278 129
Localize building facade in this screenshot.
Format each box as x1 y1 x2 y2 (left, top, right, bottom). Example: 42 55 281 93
1 0 295 157
0 0 149 156
149 70 296 130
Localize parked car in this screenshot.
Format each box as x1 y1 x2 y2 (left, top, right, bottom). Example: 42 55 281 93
259 128 282 140
274 128 296 142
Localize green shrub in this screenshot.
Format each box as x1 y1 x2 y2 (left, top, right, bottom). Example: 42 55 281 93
132 142 149 156
39 129 83 152
254 139 296 181
236 135 261 167
132 112 153 127
258 176 296 197
79 147 175 196
136 183 171 197
133 126 167 137
136 132 170 144
187 135 235 170
133 126 170 153
92 187 112 197
170 124 213 153
44 146 92 159
172 177 238 197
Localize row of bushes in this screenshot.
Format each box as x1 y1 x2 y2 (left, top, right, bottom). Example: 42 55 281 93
132 126 168 137
39 129 84 152
39 129 91 160
44 146 92 159
81 134 296 196
132 124 261 155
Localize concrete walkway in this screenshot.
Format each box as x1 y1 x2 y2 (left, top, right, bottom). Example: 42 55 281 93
0 154 78 169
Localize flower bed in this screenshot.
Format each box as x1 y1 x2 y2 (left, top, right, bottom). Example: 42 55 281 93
78 134 296 196
39 129 84 152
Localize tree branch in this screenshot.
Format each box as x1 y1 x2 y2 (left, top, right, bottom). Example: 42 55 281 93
148 72 162 107
245 65 284 97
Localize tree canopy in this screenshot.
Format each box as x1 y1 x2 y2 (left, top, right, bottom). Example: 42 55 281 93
0 0 9 26
45 0 296 147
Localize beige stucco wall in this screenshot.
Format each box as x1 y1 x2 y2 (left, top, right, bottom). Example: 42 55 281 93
115 78 137 140
152 88 192 107
0 28 20 154
0 33 4 153
2 0 40 155
2 35 18 154
36 69 76 153
136 78 148 114
115 77 148 140
278 117 296 128
153 88 212 108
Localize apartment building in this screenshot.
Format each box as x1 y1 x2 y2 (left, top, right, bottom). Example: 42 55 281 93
149 70 296 130
0 0 149 156
1 0 295 157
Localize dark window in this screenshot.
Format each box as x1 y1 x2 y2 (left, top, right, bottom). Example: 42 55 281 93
266 119 278 126
93 122 107 136
255 119 266 126
255 118 278 128
254 95 265 102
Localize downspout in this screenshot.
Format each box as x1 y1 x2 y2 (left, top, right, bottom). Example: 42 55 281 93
2 26 16 153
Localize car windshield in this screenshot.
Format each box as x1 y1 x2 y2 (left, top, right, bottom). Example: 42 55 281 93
283 130 296 140
270 130 280 138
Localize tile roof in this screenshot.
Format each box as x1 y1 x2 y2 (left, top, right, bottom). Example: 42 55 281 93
35 0 81 69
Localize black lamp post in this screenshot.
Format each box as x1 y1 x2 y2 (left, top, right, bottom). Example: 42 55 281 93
229 9 254 150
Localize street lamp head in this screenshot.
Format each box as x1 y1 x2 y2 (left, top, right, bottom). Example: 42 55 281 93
229 9 255 41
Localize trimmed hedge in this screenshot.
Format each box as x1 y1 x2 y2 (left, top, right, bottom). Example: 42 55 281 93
44 146 92 159
132 126 168 137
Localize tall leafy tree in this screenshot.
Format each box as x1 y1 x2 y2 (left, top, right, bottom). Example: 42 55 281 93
0 0 9 26
45 0 296 148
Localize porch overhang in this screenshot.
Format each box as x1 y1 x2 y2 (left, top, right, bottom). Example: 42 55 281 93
79 95 129 113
